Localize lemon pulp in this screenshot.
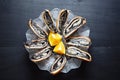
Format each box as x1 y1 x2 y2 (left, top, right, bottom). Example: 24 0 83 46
48 32 65 55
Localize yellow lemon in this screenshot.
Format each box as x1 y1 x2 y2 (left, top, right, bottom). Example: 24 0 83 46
48 32 62 46
53 41 66 55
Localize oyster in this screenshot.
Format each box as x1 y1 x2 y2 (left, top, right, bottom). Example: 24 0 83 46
50 55 67 75
66 46 92 62
56 9 68 33
66 36 91 50
25 38 48 49
30 46 52 62
28 20 47 38
64 16 86 38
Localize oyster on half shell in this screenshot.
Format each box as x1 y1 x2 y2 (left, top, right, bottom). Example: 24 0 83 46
25 8 92 75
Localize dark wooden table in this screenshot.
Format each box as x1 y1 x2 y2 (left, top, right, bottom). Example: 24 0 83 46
0 0 120 80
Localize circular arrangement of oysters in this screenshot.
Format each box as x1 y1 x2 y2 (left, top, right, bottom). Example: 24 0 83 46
25 8 92 75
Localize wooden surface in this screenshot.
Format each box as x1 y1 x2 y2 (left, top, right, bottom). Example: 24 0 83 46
0 0 120 80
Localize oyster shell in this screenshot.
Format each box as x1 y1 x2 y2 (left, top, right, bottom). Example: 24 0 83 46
64 16 86 38
56 9 68 33
25 38 48 49
30 46 52 62
42 9 58 33
66 46 91 62
66 36 91 50
50 55 67 75
28 19 47 38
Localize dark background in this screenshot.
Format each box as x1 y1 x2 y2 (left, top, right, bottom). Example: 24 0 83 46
0 0 120 80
